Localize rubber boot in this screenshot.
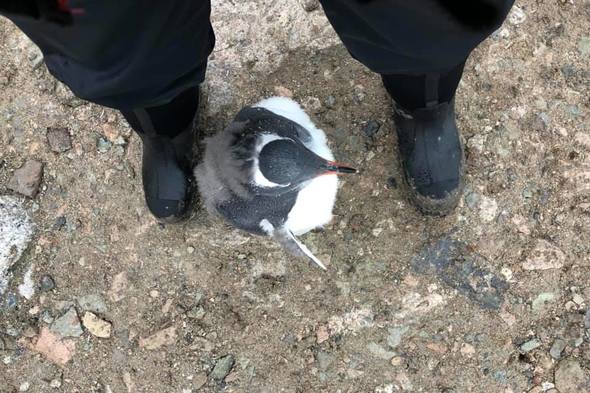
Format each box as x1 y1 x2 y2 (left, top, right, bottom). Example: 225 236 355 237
384 74 464 216
138 125 195 223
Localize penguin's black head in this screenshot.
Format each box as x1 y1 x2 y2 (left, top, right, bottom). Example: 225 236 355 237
257 138 356 186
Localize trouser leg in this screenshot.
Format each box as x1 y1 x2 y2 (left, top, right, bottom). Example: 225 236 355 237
382 62 466 110
120 86 200 138
318 0 514 76
1 1 214 109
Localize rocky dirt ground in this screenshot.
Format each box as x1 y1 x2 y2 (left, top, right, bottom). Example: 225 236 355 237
1 1 590 392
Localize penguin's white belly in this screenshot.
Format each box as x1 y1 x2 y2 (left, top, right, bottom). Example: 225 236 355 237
285 174 338 236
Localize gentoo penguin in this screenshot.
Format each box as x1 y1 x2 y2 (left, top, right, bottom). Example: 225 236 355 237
195 96 356 270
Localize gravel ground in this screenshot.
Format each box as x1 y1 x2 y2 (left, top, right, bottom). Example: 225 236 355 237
1 1 590 392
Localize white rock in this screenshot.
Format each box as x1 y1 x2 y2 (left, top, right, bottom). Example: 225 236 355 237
82 312 112 338
372 227 383 237
17 264 35 300
478 196 498 222
572 293 585 305
522 239 565 270
508 6 527 25
375 384 396 393
49 379 62 388
328 307 374 335
108 271 128 302
0 196 34 294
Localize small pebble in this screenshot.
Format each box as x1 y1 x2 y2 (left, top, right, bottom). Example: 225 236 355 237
7 293 18 308
522 187 534 199
273 85 293 98
187 306 205 320
520 338 541 353
211 355 235 380
77 294 107 314
46 127 72 153
465 192 481 209
386 176 398 189
362 120 381 137
302 96 322 113
139 326 177 350
387 325 409 348
193 372 207 389
8 160 44 198
40 309 54 324
49 379 61 388
39 275 56 292
390 356 403 366
325 95 336 108
577 36 590 57
31 53 44 69
508 5 526 25
50 307 83 338
316 351 336 369
532 292 555 313
550 339 566 359
493 369 508 384
299 0 319 12
19 382 30 392
52 216 67 231
372 227 383 237
101 123 120 142
82 311 112 338
97 137 112 153
572 294 584 305
561 64 575 78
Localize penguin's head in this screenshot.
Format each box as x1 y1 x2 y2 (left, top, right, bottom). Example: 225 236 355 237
253 134 356 188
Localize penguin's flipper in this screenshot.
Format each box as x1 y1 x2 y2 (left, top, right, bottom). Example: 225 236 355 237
274 227 327 271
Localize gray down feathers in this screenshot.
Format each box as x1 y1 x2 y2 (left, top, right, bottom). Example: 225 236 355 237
194 120 254 215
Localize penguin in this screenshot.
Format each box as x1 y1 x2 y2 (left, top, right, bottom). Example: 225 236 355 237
195 96 357 270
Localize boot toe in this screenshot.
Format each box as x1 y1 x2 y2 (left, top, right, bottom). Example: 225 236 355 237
414 178 460 200
145 197 188 223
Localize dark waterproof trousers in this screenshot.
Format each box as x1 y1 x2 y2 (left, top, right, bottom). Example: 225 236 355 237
1 0 514 110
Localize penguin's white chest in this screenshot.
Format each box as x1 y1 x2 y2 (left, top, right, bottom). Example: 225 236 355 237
285 174 338 236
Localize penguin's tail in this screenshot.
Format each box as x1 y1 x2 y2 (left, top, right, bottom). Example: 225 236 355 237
274 228 327 271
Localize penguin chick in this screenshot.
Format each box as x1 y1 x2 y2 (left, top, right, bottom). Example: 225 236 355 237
195 96 356 270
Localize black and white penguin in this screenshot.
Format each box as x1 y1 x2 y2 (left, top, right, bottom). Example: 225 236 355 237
195 97 356 270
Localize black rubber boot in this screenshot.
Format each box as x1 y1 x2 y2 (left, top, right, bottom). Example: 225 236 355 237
138 126 195 223
392 100 464 216
121 87 199 222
